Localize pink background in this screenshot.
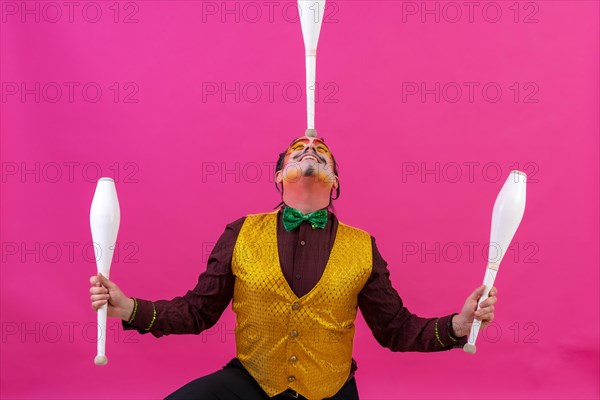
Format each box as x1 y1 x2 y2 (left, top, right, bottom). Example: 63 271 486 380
1 1 598 399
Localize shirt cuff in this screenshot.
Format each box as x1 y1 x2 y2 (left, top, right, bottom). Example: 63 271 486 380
121 298 156 333
437 314 468 349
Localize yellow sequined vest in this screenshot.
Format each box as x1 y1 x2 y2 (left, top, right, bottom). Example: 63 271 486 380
231 210 372 399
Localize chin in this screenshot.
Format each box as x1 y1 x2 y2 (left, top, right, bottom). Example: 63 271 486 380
304 165 316 176
283 160 331 182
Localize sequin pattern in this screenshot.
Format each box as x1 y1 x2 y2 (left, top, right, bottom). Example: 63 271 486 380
232 210 373 399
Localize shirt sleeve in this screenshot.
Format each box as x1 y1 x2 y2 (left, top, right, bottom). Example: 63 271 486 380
121 217 245 338
358 236 468 352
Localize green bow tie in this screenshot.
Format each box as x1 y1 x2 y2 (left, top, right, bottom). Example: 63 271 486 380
282 206 329 231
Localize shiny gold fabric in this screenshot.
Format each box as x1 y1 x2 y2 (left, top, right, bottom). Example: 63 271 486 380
231 210 372 399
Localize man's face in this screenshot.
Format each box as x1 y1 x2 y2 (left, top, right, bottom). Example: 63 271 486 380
276 136 338 186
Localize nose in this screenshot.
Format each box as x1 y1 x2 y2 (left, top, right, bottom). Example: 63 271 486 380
304 143 318 153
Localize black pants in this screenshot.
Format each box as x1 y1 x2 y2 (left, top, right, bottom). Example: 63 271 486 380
164 358 360 400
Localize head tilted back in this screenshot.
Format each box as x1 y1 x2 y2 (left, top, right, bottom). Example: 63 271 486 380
274 135 340 208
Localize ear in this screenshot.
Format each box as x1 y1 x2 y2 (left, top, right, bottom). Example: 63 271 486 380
275 170 283 184
332 175 339 189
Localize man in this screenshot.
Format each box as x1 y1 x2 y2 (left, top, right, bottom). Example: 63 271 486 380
89 135 497 399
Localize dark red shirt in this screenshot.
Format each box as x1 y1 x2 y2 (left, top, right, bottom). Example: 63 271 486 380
123 207 467 372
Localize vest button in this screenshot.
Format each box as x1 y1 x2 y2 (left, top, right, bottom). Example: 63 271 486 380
290 330 298 337
288 376 296 382
292 302 300 311
289 355 297 363
300 240 306 246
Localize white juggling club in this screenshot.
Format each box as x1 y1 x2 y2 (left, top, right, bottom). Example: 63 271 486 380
90 177 121 365
463 170 527 354
298 0 326 137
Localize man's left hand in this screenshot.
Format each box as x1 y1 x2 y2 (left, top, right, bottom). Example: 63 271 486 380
452 285 498 338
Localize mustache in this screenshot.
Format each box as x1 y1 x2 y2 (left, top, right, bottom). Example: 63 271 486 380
293 150 325 163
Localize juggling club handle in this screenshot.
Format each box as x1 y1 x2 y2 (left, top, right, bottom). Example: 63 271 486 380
464 264 497 354
305 54 316 131
95 304 108 365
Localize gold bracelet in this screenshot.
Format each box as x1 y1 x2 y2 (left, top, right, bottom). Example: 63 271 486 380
447 317 459 342
448 314 464 342
145 302 156 331
448 329 459 342
434 319 445 347
127 298 138 324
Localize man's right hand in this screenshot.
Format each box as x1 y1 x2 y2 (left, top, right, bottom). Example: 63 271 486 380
89 273 134 321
